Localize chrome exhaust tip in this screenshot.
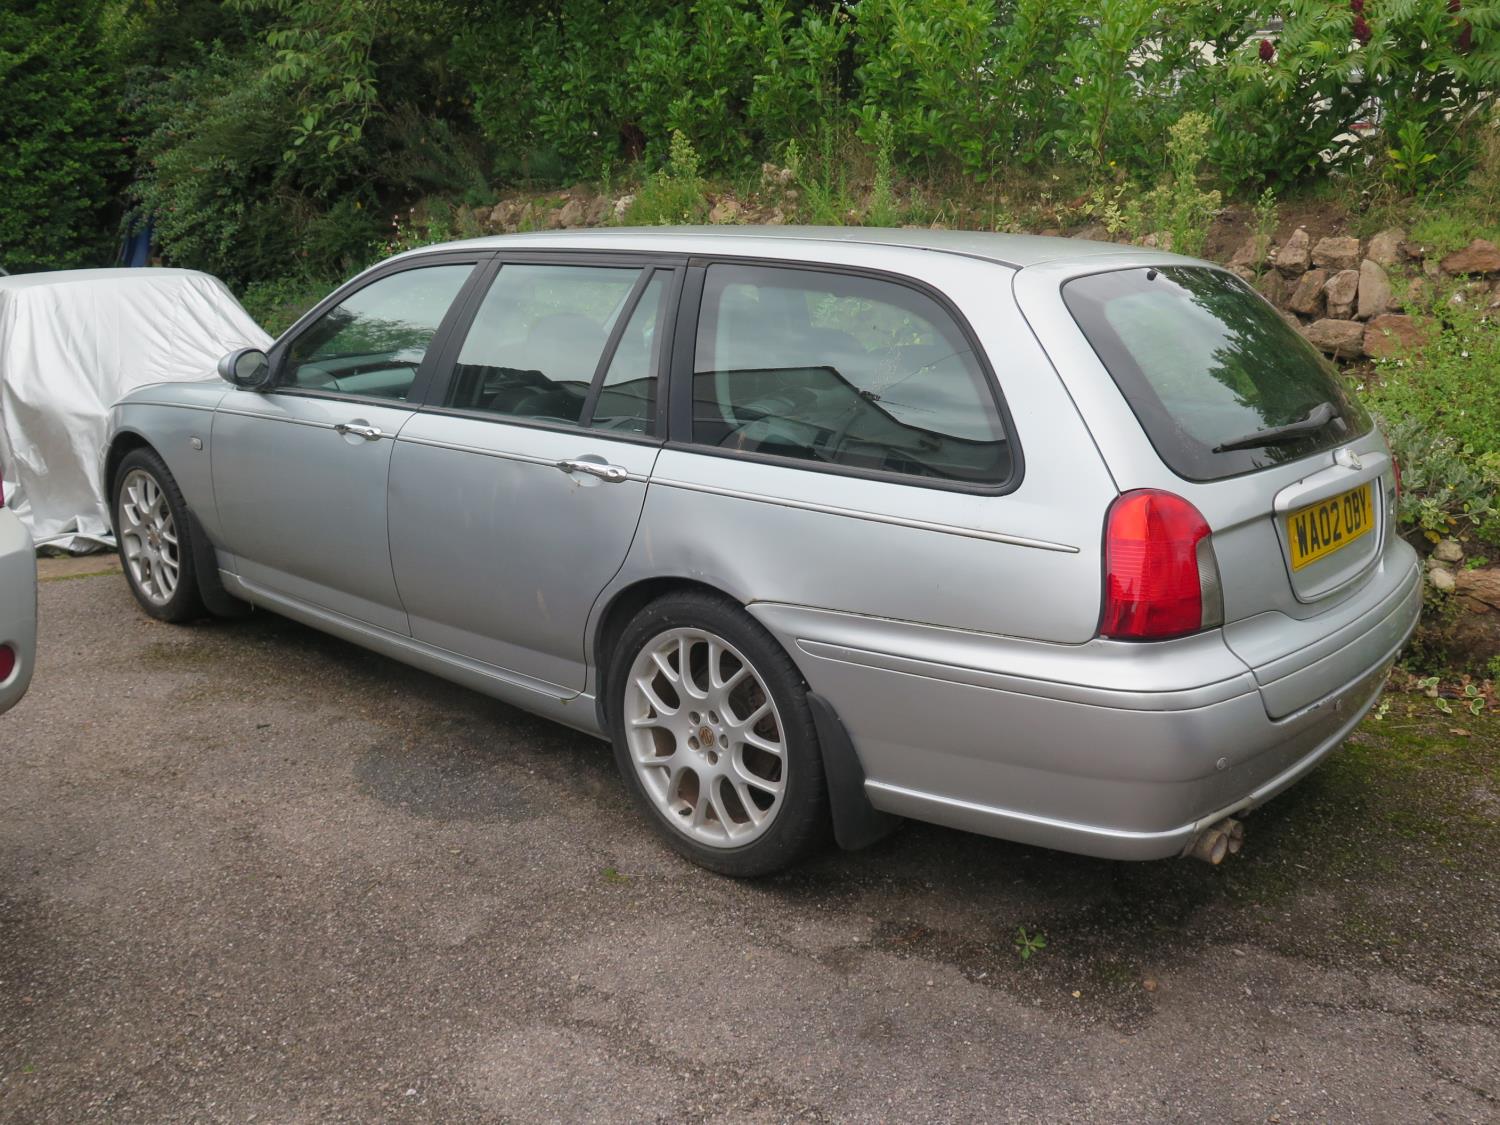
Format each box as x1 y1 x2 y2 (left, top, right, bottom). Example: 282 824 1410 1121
1185 817 1244 865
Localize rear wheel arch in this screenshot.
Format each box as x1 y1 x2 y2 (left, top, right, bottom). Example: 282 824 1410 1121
592 576 754 727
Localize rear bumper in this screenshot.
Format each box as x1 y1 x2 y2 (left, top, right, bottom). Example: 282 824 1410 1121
0 509 38 715
750 558 1421 861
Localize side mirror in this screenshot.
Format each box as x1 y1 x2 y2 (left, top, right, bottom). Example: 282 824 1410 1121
217 347 272 390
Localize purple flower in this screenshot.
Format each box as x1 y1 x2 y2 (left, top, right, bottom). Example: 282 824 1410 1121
1259 38 1275 62
1353 14 1372 43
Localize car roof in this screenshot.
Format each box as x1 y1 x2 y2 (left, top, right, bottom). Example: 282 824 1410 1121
398 225 1188 271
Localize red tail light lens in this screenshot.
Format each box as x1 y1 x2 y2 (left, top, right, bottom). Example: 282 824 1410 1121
0 644 15 682
1101 489 1215 640
1391 456 1401 508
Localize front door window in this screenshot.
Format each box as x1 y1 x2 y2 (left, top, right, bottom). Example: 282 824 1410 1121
283 264 474 400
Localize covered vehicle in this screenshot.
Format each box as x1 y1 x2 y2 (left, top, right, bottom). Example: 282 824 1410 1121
0 268 269 550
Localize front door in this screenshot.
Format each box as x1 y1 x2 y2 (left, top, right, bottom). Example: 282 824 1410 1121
388 260 678 691
211 260 479 633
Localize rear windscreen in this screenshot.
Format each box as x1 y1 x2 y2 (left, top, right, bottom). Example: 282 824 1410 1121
1063 267 1370 481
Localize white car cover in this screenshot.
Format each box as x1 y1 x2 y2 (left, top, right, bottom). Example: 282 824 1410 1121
0 268 271 551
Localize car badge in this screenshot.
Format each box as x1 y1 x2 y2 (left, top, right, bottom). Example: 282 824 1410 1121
1334 448 1363 471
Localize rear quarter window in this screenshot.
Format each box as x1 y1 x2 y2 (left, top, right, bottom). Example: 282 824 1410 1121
1063 267 1370 481
691 263 1013 487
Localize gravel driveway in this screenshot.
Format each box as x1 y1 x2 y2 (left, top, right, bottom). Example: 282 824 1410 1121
2 566 1497 1122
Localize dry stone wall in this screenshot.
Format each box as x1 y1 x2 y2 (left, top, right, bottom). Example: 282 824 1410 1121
1227 229 1500 362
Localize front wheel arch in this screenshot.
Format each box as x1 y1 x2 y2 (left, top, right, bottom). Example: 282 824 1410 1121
103 431 154 537
106 435 246 619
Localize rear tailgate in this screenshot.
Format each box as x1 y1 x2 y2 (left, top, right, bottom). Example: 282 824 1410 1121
1014 256 1415 716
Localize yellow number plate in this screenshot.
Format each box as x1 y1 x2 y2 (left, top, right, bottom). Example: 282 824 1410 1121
1288 482 1374 571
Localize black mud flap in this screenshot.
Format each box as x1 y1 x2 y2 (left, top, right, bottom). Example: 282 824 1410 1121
807 691 900 851
186 512 250 618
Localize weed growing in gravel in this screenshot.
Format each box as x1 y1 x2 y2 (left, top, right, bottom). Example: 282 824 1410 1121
1014 926 1047 962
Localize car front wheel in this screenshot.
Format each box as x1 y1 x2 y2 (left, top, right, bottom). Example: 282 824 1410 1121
608 591 829 876
113 448 205 623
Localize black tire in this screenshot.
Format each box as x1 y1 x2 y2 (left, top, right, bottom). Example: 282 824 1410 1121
606 590 830 877
112 448 206 624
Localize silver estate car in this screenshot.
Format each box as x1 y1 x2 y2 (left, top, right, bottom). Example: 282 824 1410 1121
103 228 1420 875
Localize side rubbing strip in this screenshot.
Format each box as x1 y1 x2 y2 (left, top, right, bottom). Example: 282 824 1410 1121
649 477 1079 553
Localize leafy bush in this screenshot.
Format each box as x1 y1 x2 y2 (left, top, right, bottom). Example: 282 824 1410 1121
1376 414 1500 547
1212 0 1500 190
864 112 900 227
129 49 357 286
624 130 709 225
239 274 333 336
1365 300 1500 460
0 0 123 272
1084 113 1221 253
1364 296 1500 546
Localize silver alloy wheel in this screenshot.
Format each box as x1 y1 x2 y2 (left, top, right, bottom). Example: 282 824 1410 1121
119 468 181 606
623 627 787 848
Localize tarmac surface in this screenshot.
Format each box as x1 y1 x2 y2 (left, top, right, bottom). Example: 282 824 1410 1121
2 564 1497 1122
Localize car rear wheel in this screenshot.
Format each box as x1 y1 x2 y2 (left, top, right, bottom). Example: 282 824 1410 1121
113 449 204 623
608 591 829 877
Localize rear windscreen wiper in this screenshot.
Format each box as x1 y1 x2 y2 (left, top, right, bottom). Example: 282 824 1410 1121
1213 401 1337 453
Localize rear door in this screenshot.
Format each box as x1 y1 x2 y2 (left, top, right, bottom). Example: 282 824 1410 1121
387 256 680 691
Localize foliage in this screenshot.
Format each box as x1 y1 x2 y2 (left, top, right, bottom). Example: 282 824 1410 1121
1213 0 1500 190
126 0 485 286
227 0 381 165
0 0 124 272
1250 186 1278 277
1084 113 1222 253
851 0 1007 175
1376 414 1500 547
788 128 859 225
1145 112 1222 258
128 48 361 286
1384 119 1440 197
1368 297 1500 456
623 131 710 225
865 112 900 227
239 273 334 336
1014 925 1046 961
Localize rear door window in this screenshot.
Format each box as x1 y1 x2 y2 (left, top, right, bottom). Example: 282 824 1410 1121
1063 267 1370 481
691 263 1012 486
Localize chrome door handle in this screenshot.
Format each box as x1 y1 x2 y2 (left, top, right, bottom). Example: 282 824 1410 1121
556 458 629 484
334 422 383 440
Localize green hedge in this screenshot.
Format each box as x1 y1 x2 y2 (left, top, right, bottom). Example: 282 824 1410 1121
0 0 122 272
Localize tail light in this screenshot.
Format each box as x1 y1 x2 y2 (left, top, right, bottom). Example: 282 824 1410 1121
0 644 14 682
1101 489 1223 640
1391 455 1401 509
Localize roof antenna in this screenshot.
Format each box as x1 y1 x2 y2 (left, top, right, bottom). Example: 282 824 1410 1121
1146 268 1158 281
